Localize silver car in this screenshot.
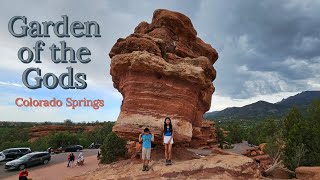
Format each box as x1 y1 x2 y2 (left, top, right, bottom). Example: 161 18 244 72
0 152 6 162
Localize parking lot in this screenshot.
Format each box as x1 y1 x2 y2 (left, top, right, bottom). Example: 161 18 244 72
0 149 98 179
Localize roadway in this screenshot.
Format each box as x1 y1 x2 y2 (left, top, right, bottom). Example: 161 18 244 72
0 149 98 179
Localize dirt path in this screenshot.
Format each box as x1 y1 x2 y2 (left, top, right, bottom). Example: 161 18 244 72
3 155 100 180
226 141 251 155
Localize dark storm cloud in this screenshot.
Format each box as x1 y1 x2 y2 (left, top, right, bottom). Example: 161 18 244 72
194 0 320 98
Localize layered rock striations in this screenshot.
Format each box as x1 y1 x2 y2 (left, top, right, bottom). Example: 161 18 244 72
29 125 97 142
109 9 218 144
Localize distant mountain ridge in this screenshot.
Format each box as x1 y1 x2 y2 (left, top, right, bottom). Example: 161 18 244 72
204 91 320 121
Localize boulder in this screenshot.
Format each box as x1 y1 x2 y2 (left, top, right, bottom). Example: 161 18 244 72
258 143 266 152
295 166 320 179
190 120 217 147
109 9 218 144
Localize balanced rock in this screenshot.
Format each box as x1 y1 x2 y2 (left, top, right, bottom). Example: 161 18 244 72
109 9 218 144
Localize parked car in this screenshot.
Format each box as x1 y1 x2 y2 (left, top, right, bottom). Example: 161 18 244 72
1 148 31 160
51 147 64 154
0 152 6 162
63 145 83 152
89 143 101 149
5 152 51 170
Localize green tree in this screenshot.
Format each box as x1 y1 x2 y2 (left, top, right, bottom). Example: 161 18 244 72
47 132 79 148
222 122 247 143
100 132 126 164
64 119 73 126
303 100 320 166
87 122 114 144
283 107 307 170
0 127 30 151
216 125 225 149
31 137 49 151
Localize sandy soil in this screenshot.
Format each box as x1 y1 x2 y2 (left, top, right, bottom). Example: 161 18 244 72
3 155 100 180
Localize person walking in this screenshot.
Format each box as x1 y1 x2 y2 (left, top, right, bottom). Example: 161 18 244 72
69 153 75 168
67 153 71 167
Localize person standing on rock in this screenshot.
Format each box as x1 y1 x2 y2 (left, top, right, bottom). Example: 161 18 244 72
139 128 154 171
163 117 174 165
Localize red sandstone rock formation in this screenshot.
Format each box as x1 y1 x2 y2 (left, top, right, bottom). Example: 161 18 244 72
29 125 97 142
295 166 320 179
67 154 261 180
190 120 217 147
109 9 218 144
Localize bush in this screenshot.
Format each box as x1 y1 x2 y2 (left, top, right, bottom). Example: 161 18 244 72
0 141 30 151
31 137 49 151
100 132 126 164
0 121 115 152
87 122 114 144
0 127 30 151
47 132 79 148
216 125 225 149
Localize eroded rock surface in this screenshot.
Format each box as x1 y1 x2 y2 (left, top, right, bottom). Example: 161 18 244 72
109 9 218 144
67 154 260 180
295 166 320 179
29 125 97 142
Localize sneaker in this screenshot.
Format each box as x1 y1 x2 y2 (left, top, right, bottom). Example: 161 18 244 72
165 159 169 165
142 166 146 171
168 160 172 165
145 166 149 171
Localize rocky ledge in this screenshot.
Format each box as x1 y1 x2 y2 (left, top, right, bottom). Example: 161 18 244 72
67 154 260 180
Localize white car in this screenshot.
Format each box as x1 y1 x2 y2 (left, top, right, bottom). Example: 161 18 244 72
0 152 6 162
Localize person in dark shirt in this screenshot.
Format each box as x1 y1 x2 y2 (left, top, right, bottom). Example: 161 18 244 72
97 150 101 160
69 153 75 168
163 117 174 165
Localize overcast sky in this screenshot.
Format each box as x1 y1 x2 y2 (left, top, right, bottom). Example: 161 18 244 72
0 0 319 122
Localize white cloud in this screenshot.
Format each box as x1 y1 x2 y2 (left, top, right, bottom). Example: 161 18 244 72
236 65 294 97
0 81 23 88
210 91 299 111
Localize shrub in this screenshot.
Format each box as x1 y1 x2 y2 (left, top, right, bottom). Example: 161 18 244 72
0 141 30 151
87 122 114 144
216 125 225 149
47 132 79 148
100 132 126 164
31 137 49 151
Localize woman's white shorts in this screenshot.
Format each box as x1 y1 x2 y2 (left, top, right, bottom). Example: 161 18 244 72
164 136 173 144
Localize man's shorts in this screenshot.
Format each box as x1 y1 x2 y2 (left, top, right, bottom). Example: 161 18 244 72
142 148 151 160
